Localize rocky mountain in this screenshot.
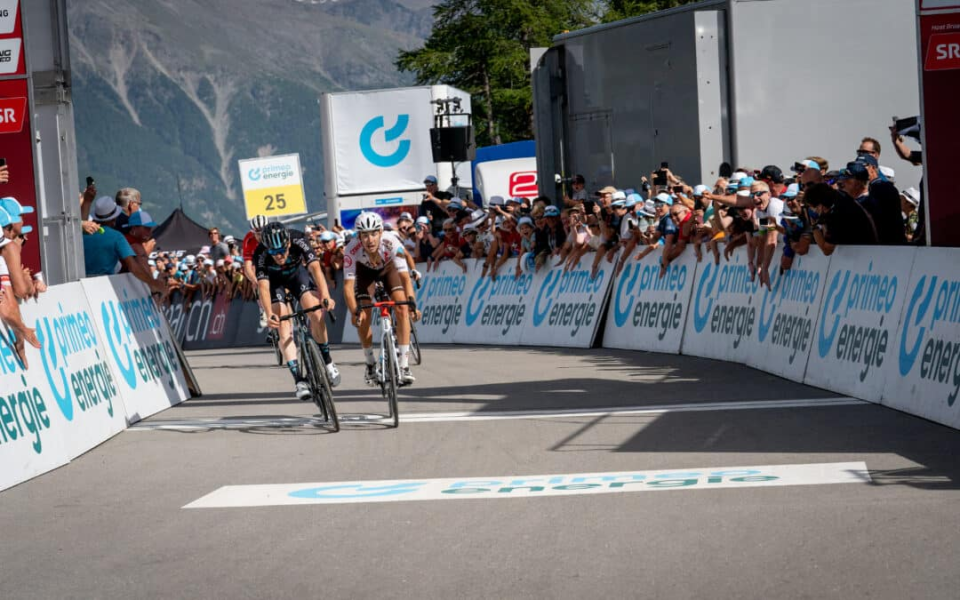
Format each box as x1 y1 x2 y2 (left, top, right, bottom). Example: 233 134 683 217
68 0 433 237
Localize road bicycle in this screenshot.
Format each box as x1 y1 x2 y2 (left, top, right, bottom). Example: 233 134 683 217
359 287 416 428
279 300 339 432
266 291 298 367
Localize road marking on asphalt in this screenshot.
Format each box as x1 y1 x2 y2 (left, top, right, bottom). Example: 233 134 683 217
184 461 870 508
131 397 865 431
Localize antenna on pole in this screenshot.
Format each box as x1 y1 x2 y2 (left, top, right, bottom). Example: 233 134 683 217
176 176 185 211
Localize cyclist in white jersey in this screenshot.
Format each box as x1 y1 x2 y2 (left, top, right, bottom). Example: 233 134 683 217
343 212 418 385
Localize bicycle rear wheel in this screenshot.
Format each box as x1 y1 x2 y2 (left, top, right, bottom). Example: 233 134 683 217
409 317 422 366
303 337 339 432
382 333 400 428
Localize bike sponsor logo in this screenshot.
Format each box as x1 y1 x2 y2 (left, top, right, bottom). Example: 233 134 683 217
816 262 898 382
614 261 687 340
898 274 960 406
463 274 532 336
185 462 869 508
531 268 604 338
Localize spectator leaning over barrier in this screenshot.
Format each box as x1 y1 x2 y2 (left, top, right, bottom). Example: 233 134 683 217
114 187 141 230
778 183 813 273
534 205 565 270
0 197 42 299
486 215 519 280
0 207 41 368
749 181 782 288
83 196 165 295
661 202 695 278
901 187 921 243
121 209 157 276
804 183 878 256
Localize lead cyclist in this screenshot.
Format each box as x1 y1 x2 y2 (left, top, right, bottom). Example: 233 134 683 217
342 212 418 386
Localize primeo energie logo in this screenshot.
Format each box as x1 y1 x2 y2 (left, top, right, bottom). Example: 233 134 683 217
101 288 181 391
692 259 758 348
816 263 897 382
614 262 686 339
464 274 532 335
531 268 605 338
756 266 821 364
899 274 960 405
359 114 411 168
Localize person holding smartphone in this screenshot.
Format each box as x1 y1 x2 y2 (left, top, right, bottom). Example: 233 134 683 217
0 158 8 184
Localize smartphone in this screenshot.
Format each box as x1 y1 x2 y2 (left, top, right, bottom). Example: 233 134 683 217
583 199 597 214
660 162 669 169
0 158 6 168
86 176 95 187
672 185 684 194
653 171 668 186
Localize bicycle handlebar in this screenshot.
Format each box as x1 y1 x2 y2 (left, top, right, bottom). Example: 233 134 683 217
358 299 417 311
278 299 337 323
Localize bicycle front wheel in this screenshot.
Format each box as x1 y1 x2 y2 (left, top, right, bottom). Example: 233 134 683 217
382 333 399 428
409 317 422 366
303 337 339 432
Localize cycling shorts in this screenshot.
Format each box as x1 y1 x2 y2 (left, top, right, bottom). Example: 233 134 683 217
268 266 317 305
355 260 404 302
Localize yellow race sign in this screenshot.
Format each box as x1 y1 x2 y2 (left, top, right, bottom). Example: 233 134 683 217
238 154 307 219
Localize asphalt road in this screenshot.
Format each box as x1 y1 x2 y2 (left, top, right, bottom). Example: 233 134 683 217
2 344 959 599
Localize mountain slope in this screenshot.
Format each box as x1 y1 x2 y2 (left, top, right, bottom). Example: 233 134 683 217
68 0 430 237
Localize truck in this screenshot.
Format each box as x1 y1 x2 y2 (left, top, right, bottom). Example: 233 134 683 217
532 0 922 198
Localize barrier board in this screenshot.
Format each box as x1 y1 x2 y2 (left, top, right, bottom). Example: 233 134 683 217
453 259 534 346
520 255 614 348
741 249 832 382
883 248 960 429
804 247 916 402
681 249 762 363
1 283 127 491
415 259 471 343
81 276 190 424
603 249 697 354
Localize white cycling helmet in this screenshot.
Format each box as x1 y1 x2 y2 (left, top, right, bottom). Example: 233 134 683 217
354 212 383 233
249 214 268 232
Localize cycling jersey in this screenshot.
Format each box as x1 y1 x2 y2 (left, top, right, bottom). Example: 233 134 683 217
342 232 408 280
253 229 317 281
242 231 259 262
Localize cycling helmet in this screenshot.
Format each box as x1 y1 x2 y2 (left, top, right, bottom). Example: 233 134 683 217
249 214 268 232
354 212 383 233
261 222 290 253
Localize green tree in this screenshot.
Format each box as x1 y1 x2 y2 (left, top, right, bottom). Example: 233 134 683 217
396 0 594 146
602 0 701 23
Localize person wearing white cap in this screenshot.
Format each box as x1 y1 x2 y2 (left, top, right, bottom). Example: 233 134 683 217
901 187 921 242
80 196 165 295
0 198 40 300
0 207 40 368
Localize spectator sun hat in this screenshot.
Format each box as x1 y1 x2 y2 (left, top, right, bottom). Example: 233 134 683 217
91 196 122 222
839 162 869 181
123 210 157 229
759 165 785 184
488 195 505 206
204 259 214 267
223 235 235 244
611 190 627 201
506 197 523 206
184 255 197 267
398 212 413 223
654 192 673 206
879 166 896 183
737 177 755 197
693 185 709 197
597 186 617 196
448 198 464 210
215 259 225 268
517 216 534 228
782 183 801 199
424 175 438 184
415 216 430 226
901 187 921 207
0 197 34 222
468 209 488 229
544 205 561 217
792 159 820 173
320 231 337 242
0 207 13 229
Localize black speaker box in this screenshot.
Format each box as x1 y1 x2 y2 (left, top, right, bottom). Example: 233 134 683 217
430 126 475 162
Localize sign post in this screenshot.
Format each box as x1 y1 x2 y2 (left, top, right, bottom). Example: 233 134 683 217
918 0 960 246
237 153 308 221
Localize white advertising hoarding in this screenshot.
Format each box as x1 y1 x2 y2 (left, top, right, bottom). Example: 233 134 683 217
741 249 832 383
80 275 191 424
520 258 613 349
883 248 960 429
603 249 697 354
327 87 435 196
415 259 470 343
453 260 534 346
804 247 917 402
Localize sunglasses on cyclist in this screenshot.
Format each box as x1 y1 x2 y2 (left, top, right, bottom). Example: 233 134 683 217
267 247 287 256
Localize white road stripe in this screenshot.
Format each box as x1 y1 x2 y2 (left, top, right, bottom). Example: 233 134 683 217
130 397 865 431
184 461 871 508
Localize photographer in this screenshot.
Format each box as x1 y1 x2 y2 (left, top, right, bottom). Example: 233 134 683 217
804 183 878 256
778 184 813 273
419 175 453 235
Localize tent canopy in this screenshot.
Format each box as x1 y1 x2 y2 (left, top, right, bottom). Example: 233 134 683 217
152 208 209 254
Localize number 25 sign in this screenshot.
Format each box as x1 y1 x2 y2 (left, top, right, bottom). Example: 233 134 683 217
238 153 307 220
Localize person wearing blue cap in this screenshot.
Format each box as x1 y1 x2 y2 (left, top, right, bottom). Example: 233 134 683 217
421 175 454 236
0 199 40 300
533 205 565 269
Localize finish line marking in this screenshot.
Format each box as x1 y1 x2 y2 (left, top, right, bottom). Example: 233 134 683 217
132 397 865 431
184 461 870 508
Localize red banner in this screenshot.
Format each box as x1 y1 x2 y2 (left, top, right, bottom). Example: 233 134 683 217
919 8 960 246
0 78 41 274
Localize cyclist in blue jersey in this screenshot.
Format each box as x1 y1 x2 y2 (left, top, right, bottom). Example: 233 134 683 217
254 222 339 400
